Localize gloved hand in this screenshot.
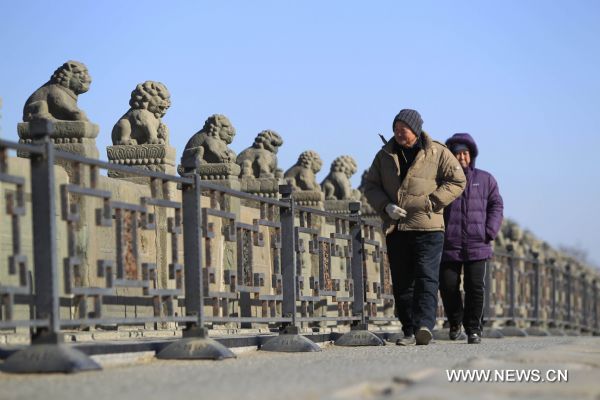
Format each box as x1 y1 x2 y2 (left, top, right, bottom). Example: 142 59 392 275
385 203 407 220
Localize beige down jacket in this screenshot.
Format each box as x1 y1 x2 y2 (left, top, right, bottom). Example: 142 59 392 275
364 132 466 235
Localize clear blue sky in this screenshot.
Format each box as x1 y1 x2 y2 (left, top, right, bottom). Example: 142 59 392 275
1 1 599 265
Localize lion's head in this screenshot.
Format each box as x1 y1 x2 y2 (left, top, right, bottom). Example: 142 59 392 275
522 230 537 245
202 114 236 144
50 60 91 95
504 220 523 242
297 150 322 174
253 130 283 153
129 81 171 118
330 155 358 178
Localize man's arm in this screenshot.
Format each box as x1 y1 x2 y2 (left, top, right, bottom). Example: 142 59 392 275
428 147 466 212
363 153 392 214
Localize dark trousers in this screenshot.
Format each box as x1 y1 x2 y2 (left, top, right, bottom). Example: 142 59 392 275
386 230 444 336
439 260 487 335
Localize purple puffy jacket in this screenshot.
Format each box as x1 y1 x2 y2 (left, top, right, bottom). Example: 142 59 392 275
442 133 504 262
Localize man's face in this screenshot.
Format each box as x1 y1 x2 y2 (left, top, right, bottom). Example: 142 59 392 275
393 121 417 148
454 149 471 168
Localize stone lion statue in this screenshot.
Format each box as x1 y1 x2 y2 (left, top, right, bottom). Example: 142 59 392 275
284 150 322 191
237 130 284 179
179 114 237 170
111 81 171 145
502 219 525 254
22 60 91 122
540 241 558 263
357 169 370 193
321 155 360 200
522 229 541 257
503 219 523 243
493 229 506 251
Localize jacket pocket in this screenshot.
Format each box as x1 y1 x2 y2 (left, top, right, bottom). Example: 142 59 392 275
469 222 486 243
403 194 427 213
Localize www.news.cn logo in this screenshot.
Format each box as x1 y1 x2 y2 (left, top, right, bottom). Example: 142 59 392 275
446 369 568 383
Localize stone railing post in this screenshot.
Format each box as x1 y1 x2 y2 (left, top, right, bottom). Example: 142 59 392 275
349 202 365 326
565 264 572 328
181 174 206 335
593 280 599 335
279 184 297 331
507 249 516 324
483 258 493 325
31 139 60 344
157 174 234 360
549 259 557 326
532 255 540 325
260 184 320 352
3 137 100 373
334 202 384 346
581 273 588 331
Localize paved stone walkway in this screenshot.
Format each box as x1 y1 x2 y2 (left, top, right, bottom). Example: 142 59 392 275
0 336 598 400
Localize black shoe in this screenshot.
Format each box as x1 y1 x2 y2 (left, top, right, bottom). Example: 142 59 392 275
467 333 481 344
449 324 462 341
415 327 433 345
395 335 416 346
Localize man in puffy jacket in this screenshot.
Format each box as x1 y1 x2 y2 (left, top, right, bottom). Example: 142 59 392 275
364 109 466 345
440 133 503 344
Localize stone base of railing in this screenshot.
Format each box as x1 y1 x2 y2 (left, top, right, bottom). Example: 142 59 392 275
17 120 100 159
291 190 324 208
178 163 242 190
0 324 403 346
107 144 177 183
239 176 281 198
324 199 356 214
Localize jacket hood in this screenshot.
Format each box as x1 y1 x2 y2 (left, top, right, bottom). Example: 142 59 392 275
445 133 478 168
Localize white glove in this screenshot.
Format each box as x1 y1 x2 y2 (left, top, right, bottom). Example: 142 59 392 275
385 203 407 220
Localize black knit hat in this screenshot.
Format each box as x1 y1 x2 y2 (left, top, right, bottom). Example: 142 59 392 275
392 109 423 137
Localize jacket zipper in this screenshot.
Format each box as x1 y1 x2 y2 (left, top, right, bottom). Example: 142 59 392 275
461 174 469 259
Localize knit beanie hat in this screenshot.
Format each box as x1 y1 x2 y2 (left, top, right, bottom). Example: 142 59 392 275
451 143 469 154
392 109 423 137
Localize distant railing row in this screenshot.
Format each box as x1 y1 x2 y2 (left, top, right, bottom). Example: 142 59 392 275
0 137 598 348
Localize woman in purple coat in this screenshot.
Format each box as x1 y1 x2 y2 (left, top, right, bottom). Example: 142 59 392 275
440 133 503 344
